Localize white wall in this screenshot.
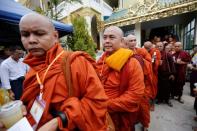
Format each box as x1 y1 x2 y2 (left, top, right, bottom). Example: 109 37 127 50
135 23 142 47
57 0 113 20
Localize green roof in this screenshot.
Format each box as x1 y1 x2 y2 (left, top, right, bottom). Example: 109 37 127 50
105 9 128 22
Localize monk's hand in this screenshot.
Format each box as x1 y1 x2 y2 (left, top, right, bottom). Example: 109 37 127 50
176 59 187 64
176 58 181 64
169 75 175 81
21 105 27 116
8 89 15 100
38 118 58 131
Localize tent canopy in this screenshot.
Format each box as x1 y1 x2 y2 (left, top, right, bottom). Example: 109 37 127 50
0 0 73 45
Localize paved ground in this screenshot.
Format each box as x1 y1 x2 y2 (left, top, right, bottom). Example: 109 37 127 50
136 82 197 131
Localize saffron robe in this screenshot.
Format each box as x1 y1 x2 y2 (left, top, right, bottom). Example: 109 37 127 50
21 43 108 131
149 48 161 98
135 48 154 99
134 48 153 128
97 51 145 131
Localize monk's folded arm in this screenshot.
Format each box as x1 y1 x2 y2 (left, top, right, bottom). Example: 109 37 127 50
58 56 108 131
108 59 145 113
181 52 191 62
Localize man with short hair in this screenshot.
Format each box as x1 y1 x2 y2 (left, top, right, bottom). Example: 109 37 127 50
0 45 28 100
144 41 161 111
144 41 161 98
126 34 154 131
0 13 108 131
121 37 129 49
173 42 191 103
97 26 145 131
156 42 175 106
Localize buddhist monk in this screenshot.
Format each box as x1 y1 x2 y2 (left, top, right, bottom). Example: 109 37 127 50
121 37 129 49
144 41 161 111
0 13 108 131
156 42 175 107
97 26 145 131
172 42 191 103
126 34 154 131
144 41 161 97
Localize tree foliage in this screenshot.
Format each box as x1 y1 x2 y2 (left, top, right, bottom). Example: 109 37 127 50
67 16 96 58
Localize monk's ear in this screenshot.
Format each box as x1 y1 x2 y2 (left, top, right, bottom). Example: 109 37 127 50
120 37 124 43
53 30 59 39
52 30 59 43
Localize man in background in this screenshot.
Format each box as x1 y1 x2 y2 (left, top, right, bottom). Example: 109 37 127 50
0 45 28 100
172 42 191 103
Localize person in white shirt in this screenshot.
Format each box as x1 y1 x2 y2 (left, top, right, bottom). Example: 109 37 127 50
0 45 29 100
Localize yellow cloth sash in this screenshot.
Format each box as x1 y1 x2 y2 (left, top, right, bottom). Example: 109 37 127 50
105 48 133 72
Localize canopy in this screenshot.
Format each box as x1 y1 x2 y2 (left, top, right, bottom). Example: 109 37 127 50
0 0 73 45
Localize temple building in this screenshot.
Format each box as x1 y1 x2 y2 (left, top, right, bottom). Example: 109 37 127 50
105 0 197 51
17 0 114 49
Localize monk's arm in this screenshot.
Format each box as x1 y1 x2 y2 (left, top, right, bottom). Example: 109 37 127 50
108 58 145 112
154 50 161 71
58 56 108 130
180 52 191 64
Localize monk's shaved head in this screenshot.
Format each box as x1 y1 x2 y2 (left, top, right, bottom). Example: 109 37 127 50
103 26 124 54
156 42 164 51
144 41 153 51
121 37 129 49
174 42 183 47
127 34 136 39
19 13 55 31
174 42 183 52
104 26 124 38
156 42 163 46
126 34 137 50
19 13 59 57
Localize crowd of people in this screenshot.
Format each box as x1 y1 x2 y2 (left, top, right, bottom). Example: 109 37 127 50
0 13 196 131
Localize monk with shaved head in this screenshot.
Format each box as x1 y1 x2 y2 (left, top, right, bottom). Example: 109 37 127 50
126 34 154 131
97 26 145 131
144 41 161 112
0 13 108 131
19 13 58 57
156 42 175 107
121 37 129 49
172 42 191 103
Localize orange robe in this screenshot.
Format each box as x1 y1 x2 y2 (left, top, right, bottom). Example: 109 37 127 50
21 43 108 131
135 48 154 99
134 48 154 128
97 52 145 131
149 48 161 98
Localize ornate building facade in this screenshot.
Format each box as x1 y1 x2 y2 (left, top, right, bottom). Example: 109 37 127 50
57 0 113 49
105 0 197 50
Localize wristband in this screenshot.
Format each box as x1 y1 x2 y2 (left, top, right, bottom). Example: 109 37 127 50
51 110 68 128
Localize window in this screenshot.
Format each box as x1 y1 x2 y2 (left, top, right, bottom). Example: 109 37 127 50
183 19 196 50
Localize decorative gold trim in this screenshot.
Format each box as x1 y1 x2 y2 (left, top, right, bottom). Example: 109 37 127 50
105 0 197 27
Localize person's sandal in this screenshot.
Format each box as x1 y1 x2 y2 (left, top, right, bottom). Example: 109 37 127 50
178 99 184 104
167 102 173 107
